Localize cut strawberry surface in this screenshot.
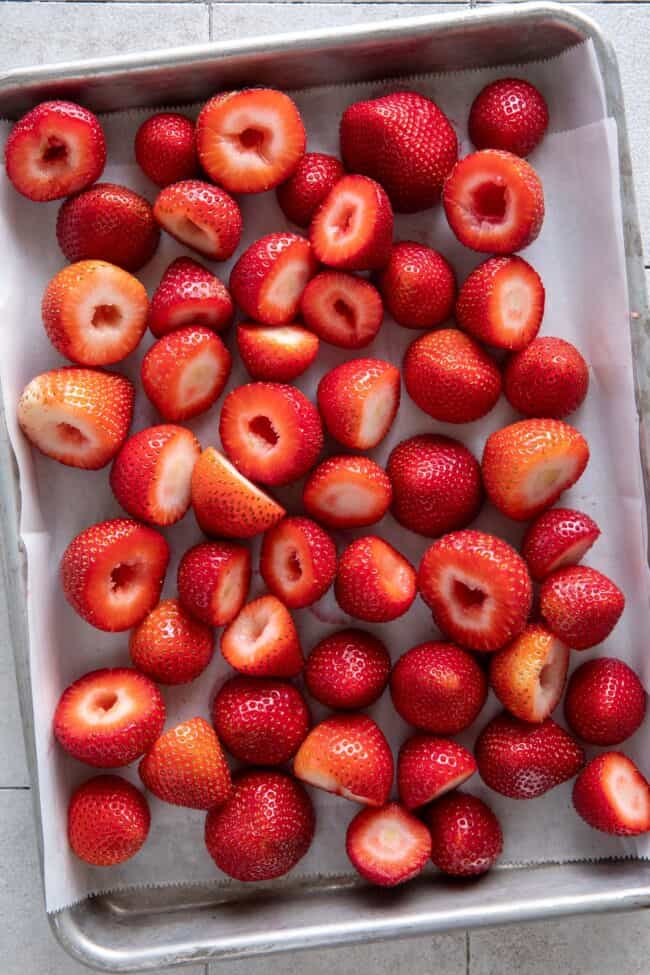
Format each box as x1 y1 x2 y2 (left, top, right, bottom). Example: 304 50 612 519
489 623 569 724
153 179 242 260
303 455 392 529
522 507 600 582
237 323 319 382
191 447 285 539
336 536 416 623
260 516 337 609
300 271 383 349
397 735 477 810
310 174 393 271
317 357 400 450
573 753 650 836
230 233 318 326
456 255 544 350
141 326 231 422
178 541 251 626
346 803 432 887
148 257 234 338
221 594 303 678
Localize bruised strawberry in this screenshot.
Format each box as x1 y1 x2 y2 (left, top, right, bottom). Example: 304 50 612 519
141 327 231 422
317 357 400 450
277 152 344 227
191 447 285 539
540 565 625 650
212 676 310 765
153 179 242 260
68 775 150 866
565 657 646 747
397 735 477 810
335 536 416 622
346 803 431 887
221 594 303 678
573 752 650 836
378 242 456 329
504 337 589 418
522 507 600 582
135 112 198 187
178 541 251 626
260 516 336 609
304 629 391 710
148 257 234 338
300 271 383 348
456 256 544 350
426 792 502 876
469 78 549 157
303 455 392 530
489 624 569 723
139 717 231 810
310 175 393 271
230 232 318 326
237 323 319 382
129 598 214 685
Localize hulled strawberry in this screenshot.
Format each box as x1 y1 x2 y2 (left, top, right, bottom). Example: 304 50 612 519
397 735 477 810
540 565 625 650
178 541 251 626
212 676 310 765
522 507 601 582
277 152 345 227
565 657 645 746
317 358 400 450
303 455 392 529
141 326 231 422
309 174 393 270
300 271 383 348
573 752 650 836
469 78 549 157
221 594 303 677
304 629 391 710
68 775 150 866
426 792 502 876
139 717 231 810
229 232 318 325
346 803 432 887
335 536 416 622
455 255 544 350
489 624 569 723
504 337 589 418
260 516 337 609
129 598 214 685
237 323 319 382
191 447 285 539
148 257 234 338
135 112 198 187
377 241 456 329
153 179 242 259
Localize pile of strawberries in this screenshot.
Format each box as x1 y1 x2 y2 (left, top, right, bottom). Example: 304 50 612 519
5 74 649 889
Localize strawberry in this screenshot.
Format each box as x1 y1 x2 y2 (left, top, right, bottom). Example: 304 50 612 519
317 357 400 450
489 623 569 723
522 507 601 582
539 565 625 650
138 717 231 810
54 667 165 767
221 594 303 677
469 78 549 157
153 179 242 260
309 174 393 271
219 382 323 487
387 434 482 538
60 518 169 631
191 447 285 539
304 628 391 710
5 100 105 202
335 536 416 622
294 714 393 806
260 516 337 609
229 232 318 326
377 242 456 329
42 259 148 366
110 424 200 526
300 271 383 348
68 775 150 866
418 530 533 652
455 256 544 351
565 657 646 746
205 770 315 881
148 257 234 338
212 676 310 765
18 366 134 469
340 91 458 213
277 152 345 227
303 455 392 530
129 598 214 685
237 323 319 382
390 641 488 735
475 712 584 799
134 112 198 187
482 419 590 521
178 541 251 626
397 735 477 810
196 88 306 194
504 336 590 418
573 752 650 836
443 149 544 253
346 803 432 887
141 326 231 422
56 184 159 271
426 792 502 877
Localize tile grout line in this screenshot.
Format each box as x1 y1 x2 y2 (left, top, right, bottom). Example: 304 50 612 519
465 930 471 975
0 785 30 791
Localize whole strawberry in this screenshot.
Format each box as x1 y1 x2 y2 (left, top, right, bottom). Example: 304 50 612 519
135 112 198 187
564 657 646 746
277 152 345 227
540 565 625 650
426 792 502 876
212 676 310 765
335 536 416 622
378 241 456 330
68 775 150 866
139 717 231 810
469 78 549 157
304 629 391 710
504 337 589 418
129 598 214 685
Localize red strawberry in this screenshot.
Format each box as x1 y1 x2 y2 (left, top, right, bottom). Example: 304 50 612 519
335 536 416 623
178 541 251 626
317 357 400 450
148 257 234 338
197 88 306 194
456 256 544 351
68 775 150 866
294 714 393 806
426 792 502 876
565 657 646 746
191 447 285 539
403 328 501 424
110 424 201 526
141 326 231 422
310 175 393 271
489 623 569 723
469 78 549 157
346 802 431 887
475 712 584 799
135 112 198 187
260 516 337 609
387 434 482 538
212 676 310 765
540 565 625 650
5 100 105 201
229 232 318 326
205 770 315 881
418 530 533 652
390 642 488 735
61 519 169 631
573 752 650 836
277 152 345 227
340 91 458 213
303 455 392 529
300 271 383 348
42 260 148 366
56 184 159 271
443 150 544 253
18 367 134 470
153 179 242 260
377 242 456 329
221 594 303 677
237 323 319 382
219 382 323 487
54 667 165 767
304 629 391 710
482 419 590 521
397 735 477 810
129 598 214 685
139 717 231 810
522 507 601 582
504 337 589 418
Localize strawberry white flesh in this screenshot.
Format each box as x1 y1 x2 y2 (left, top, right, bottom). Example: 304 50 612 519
489 263 541 343
261 248 316 322
176 343 223 413
358 380 397 446
215 557 250 623
346 803 432 886
605 764 650 831
154 433 200 521
533 637 569 721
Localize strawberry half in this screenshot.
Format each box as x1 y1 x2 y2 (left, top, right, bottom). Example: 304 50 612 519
300 271 383 348
260 516 337 609
317 357 400 450
237 323 319 382
141 326 231 422
68 775 150 866
426 792 502 877
178 541 251 626
310 174 393 271
335 536 416 623
229 232 318 326
191 447 285 539
139 717 231 810
303 455 393 529
504 336 590 418
277 152 345 227
397 735 477 810
522 507 601 582
378 241 456 330
489 623 569 723
469 78 549 157
221 594 303 677
346 803 432 887
304 628 391 710
129 598 214 685
573 752 650 836
565 657 646 747
153 179 242 260
135 112 198 187
455 255 544 350
148 257 234 338
540 565 625 650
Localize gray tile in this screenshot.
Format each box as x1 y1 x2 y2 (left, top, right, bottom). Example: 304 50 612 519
0 577 29 787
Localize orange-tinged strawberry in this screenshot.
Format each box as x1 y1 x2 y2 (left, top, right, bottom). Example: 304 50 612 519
346 803 431 887
317 357 400 450
303 455 392 529
455 255 544 351
573 752 650 836
141 326 231 422
489 623 569 723
153 179 242 260
148 257 234 338
378 241 456 329
135 112 198 187
191 447 285 539
565 657 646 747
335 536 416 622
539 565 625 650
469 78 548 157
139 717 231 810
229 232 318 326
129 598 214 685
426 792 502 876
236 323 319 382
260 516 337 609
221 594 303 677
277 152 344 227
522 507 601 582
300 271 383 349
68 775 150 866
504 336 589 418
310 174 393 270
178 541 251 626
304 629 391 711
397 735 477 810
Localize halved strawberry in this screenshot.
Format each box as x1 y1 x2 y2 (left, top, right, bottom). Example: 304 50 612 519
456 256 544 350
504 336 590 418
304 628 391 710
191 447 285 539
540 565 625 650
426 792 502 877
237 323 319 382
229 233 318 326
317 357 400 450
489 623 569 723
178 541 251 626
397 735 477 810
522 507 601 582
141 326 231 422
221 594 303 677
135 112 198 188
310 174 393 271
260 516 337 609
335 536 416 622
300 271 383 348
68 775 150 866
573 752 650 836
148 257 234 338
565 657 646 747
377 241 456 330
469 78 549 157
277 152 345 227
153 179 242 260
139 717 231 810
346 803 432 887
303 455 392 529
129 598 214 685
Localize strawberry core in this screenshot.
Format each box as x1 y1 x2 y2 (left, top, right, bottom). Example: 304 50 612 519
285 549 302 582
472 182 507 222
453 579 487 610
110 562 139 593
92 304 122 329
56 422 86 446
249 414 279 450
239 127 264 150
42 138 68 164
333 298 356 328
93 690 119 712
